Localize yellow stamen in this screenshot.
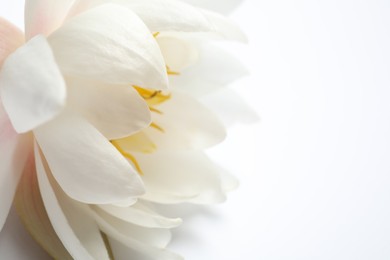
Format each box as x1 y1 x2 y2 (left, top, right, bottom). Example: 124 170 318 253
153 32 160 38
150 122 165 133
166 65 180 75
149 106 163 114
111 141 143 175
133 86 171 106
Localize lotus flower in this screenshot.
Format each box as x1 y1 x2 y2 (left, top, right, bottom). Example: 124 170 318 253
1 0 252 259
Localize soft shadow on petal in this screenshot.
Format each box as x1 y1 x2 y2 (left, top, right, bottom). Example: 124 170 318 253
34 113 145 204
14 152 72 259
35 144 110 259
48 4 168 89
0 35 66 133
0 103 32 231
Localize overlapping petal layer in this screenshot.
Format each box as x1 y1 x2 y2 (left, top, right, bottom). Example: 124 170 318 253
0 35 66 133
34 113 145 204
49 4 168 89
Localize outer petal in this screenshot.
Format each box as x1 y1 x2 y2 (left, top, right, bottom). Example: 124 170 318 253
14 153 72 259
200 89 260 127
35 145 110 260
95 0 213 32
24 0 76 39
0 35 66 133
34 113 145 204
67 79 151 140
0 18 24 68
169 42 248 97
96 201 182 228
143 92 226 150
48 4 168 89
0 104 32 230
179 0 244 14
91 208 183 260
137 151 229 204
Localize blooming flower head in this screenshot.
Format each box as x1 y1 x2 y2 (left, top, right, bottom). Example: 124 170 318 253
0 0 252 259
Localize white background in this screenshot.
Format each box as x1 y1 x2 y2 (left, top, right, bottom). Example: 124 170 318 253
1 0 390 259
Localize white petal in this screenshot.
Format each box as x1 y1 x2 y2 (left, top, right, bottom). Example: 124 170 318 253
91 208 183 260
24 0 76 39
157 35 199 71
200 9 247 42
137 151 228 204
170 43 248 97
48 4 168 89
35 145 110 260
0 35 66 133
0 105 32 230
96 201 182 228
200 88 260 127
33 113 145 204
67 79 151 140
94 0 213 32
0 18 24 67
143 92 226 150
178 0 244 14
14 153 73 259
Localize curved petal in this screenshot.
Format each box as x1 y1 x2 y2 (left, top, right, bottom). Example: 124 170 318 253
91 208 183 260
0 18 24 68
0 35 66 133
200 88 260 127
170 43 248 97
179 0 244 14
93 0 213 32
67 79 151 140
14 153 73 260
157 35 199 71
48 4 168 89
35 145 110 260
137 151 229 204
33 113 145 204
96 201 182 228
143 92 226 150
0 104 32 230
24 0 76 39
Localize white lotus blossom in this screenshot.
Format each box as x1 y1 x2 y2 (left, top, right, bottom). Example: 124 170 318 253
1 0 253 259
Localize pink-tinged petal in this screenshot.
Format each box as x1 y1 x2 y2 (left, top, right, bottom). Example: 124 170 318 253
0 35 66 133
24 0 76 40
13 153 72 259
34 144 110 259
0 103 32 231
0 18 24 68
33 113 145 204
